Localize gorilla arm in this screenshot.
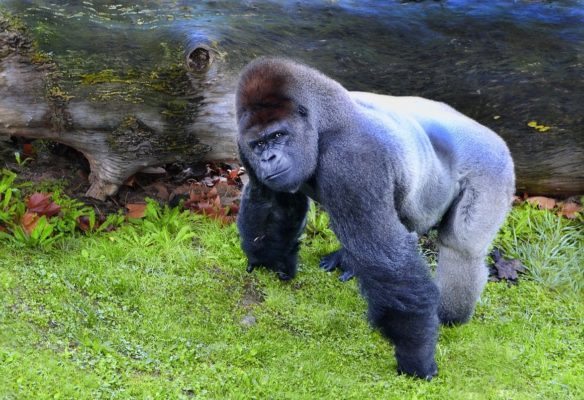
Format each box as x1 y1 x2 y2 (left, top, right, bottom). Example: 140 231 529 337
237 169 309 281
317 143 440 380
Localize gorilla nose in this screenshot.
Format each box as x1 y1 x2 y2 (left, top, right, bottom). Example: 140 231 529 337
261 153 278 163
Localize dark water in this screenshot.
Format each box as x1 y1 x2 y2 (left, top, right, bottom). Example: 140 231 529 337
1 0 583 192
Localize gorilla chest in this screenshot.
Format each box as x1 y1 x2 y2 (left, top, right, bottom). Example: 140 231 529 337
299 179 320 203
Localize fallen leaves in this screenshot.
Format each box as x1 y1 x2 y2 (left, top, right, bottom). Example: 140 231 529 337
183 184 240 225
489 248 527 283
517 195 582 219
525 196 556 210
26 193 61 217
21 211 40 235
558 202 582 219
126 203 147 219
20 193 61 235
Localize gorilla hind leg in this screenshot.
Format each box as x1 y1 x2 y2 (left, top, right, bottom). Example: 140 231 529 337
435 247 489 325
436 182 512 325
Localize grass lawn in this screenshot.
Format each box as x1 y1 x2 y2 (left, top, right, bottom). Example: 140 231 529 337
0 204 583 399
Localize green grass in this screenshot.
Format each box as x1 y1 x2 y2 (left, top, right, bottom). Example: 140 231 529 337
494 203 584 294
0 205 583 399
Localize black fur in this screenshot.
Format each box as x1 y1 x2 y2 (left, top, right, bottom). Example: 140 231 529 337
237 172 308 281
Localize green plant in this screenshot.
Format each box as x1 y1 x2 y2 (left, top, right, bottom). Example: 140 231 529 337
0 169 24 227
13 152 31 167
8 215 62 248
121 199 197 249
0 171 126 247
1 211 582 399
305 201 334 239
495 203 584 295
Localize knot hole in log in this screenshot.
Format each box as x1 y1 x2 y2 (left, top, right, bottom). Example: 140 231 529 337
186 46 212 73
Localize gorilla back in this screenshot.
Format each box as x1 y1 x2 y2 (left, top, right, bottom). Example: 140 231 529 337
235 58 515 380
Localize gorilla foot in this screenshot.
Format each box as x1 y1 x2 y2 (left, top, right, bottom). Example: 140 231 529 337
397 359 438 381
438 304 473 326
339 270 355 282
320 250 355 281
246 263 295 281
395 345 438 381
319 250 342 272
277 271 294 281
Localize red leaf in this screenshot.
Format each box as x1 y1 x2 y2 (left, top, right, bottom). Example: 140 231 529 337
228 204 240 215
189 193 202 202
197 201 213 211
23 143 35 157
228 169 239 180
27 193 61 217
126 203 147 219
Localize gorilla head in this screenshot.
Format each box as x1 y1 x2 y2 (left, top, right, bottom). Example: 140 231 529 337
236 59 345 192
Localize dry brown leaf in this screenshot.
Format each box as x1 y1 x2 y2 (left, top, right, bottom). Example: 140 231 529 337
512 195 523 205
21 212 39 235
123 175 137 187
23 143 35 157
526 196 556 210
151 182 170 201
126 203 147 219
77 216 91 232
558 202 582 219
228 203 240 215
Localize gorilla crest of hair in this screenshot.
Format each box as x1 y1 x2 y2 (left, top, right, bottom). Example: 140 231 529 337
235 58 515 380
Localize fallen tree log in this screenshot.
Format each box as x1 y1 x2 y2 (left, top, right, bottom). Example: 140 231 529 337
0 14 237 200
1 12 583 198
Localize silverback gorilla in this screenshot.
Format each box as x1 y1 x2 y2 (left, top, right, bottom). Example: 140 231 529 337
235 58 515 380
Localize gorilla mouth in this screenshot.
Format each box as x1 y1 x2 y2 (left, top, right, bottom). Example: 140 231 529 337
265 168 291 181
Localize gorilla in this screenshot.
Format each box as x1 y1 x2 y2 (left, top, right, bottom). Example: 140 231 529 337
235 58 515 379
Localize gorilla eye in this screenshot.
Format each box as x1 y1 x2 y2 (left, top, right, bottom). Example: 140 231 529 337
274 132 283 138
257 140 266 147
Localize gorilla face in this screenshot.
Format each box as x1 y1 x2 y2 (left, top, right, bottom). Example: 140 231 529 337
239 112 316 192
236 60 319 193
